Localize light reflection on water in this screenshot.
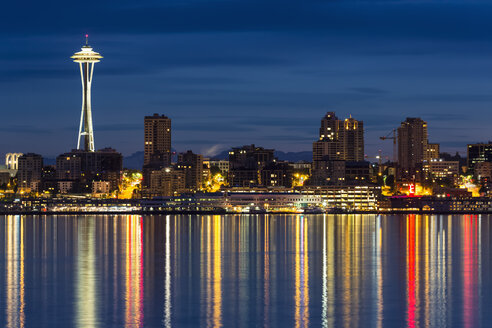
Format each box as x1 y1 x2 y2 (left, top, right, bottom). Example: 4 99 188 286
1 214 492 327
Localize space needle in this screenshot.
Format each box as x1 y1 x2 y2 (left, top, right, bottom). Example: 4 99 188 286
71 35 102 152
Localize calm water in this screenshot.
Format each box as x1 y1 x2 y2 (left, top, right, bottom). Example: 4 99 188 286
1 214 491 327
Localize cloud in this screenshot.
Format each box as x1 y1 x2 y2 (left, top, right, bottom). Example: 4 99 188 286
201 144 228 157
349 87 388 94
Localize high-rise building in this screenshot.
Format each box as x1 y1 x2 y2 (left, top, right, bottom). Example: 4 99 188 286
147 167 185 197
144 114 172 166
143 114 172 194
177 150 204 191
424 143 440 162
71 35 102 152
260 162 293 188
56 148 122 193
397 117 429 180
5 153 23 170
18 153 43 191
342 116 364 161
313 112 364 163
467 142 492 174
311 112 364 185
422 160 460 184
228 145 275 187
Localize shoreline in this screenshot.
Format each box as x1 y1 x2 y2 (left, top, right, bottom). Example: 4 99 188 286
0 210 490 215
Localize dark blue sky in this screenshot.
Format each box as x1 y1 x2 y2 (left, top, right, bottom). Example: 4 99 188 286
1 0 492 159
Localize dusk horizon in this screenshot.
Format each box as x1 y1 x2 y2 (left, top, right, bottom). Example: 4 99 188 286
3 1 492 158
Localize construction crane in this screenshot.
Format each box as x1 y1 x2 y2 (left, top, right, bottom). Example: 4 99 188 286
380 129 397 163
365 150 390 176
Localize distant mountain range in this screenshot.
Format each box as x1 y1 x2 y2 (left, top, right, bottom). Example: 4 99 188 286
43 149 313 170
122 150 312 170
209 150 312 162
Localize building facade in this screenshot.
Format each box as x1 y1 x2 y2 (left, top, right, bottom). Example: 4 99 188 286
144 114 172 166
18 153 43 191
177 150 204 192
397 117 439 181
467 142 492 174
228 145 275 187
423 160 460 184
312 112 364 185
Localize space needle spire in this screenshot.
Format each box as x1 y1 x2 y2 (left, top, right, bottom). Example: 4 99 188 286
71 35 103 152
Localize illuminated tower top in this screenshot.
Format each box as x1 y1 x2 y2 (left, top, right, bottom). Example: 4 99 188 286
71 35 103 152
71 35 103 63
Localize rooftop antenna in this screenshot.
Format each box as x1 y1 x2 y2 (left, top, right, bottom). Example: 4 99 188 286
85 34 89 46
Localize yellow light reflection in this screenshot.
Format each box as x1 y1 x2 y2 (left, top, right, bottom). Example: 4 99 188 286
264 217 270 327
76 217 98 327
203 216 223 327
294 217 309 328
212 216 223 327
6 215 25 328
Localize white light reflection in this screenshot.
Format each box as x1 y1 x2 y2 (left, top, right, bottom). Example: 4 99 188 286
164 215 171 327
76 218 98 327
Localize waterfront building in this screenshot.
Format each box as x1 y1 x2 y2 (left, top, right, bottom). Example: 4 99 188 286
345 161 371 182
228 144 275 187
312 112 364 185
144 113 172 166
71 35 102 152
423 159 460 184
310 159 345 185
209 160 230 174
41 165 57 194
92 181 111 196
56 148 122 193
17 153 43 192
467 142 492 174
177 150 204 192
397 117 438 181
313 112 364 162
56 153 82 180
260 162 293 188
424 143 440 161
225 192 321 212
301 185 381 211
288 161 312 174
147 167 185 198
381 196 492 212
475 161 492 180
57 181 74 194
143 113 172 193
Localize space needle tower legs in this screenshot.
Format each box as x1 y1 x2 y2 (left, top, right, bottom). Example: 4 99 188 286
71 35 103 152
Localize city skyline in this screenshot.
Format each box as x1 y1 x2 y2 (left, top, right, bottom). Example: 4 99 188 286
2 1 492 158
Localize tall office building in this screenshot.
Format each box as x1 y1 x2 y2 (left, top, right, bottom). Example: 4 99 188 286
71 35 102 152
18 153 43 191
313 112 364 162
142 114 172 195
342 116 364 161
177 150 204 191
144 114 172 167
56 148 123 193
467 142 492 174
397 117 430 180
424 143 440 162
312 112 364 185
